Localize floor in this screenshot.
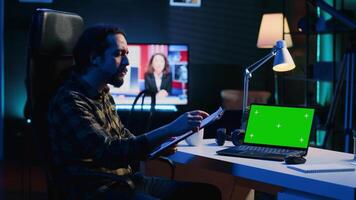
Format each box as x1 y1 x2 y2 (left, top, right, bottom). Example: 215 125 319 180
1 160 277 200
0 160 48 200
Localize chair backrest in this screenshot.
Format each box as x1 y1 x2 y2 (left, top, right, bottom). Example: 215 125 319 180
26 8 84 162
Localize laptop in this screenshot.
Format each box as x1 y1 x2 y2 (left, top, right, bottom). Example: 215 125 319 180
216 104 315 161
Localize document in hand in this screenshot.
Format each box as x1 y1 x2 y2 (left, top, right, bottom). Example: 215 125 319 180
149 107 225 159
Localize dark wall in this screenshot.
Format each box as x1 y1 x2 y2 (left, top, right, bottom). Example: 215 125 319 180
168 1 263 65
4 0 275 157
5 0 170 120
1 0 4 160
4 0 271 118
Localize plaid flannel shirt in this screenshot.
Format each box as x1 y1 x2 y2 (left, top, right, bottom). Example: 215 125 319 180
48 74 150 181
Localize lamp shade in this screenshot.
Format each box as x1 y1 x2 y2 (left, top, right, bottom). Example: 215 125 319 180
273 40 295 72
257 13 293 48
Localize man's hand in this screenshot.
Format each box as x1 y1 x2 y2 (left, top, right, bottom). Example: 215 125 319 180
145 110 208 152
168 110 209 137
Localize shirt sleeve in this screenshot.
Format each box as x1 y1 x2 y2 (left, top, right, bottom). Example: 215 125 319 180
48 90 151 169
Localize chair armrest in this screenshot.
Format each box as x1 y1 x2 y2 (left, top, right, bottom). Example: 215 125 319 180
68 171 136 199
156 156 176 180
71 171 135 191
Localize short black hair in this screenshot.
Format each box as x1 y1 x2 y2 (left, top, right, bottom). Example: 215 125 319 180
73 24 126 74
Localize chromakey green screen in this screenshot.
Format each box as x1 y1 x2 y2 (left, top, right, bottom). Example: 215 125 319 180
244 105 315 148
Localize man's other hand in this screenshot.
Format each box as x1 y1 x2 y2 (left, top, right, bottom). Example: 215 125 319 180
168 110 209 137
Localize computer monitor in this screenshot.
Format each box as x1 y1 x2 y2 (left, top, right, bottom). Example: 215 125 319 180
109 44 189 107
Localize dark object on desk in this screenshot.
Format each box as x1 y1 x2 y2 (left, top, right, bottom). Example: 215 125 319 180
284 155 306 165
215 128 244 146
215 128 227 146
206 110 242 138
231 129 244 146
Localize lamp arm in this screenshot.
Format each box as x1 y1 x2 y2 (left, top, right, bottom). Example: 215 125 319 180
247 50 276 74
241 48 277 130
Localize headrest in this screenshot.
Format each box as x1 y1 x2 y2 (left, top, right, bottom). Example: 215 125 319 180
29 8 84 56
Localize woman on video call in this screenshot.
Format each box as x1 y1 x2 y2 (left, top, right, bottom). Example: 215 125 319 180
144 53 172 97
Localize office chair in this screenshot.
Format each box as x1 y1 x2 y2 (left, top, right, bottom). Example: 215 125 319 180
25 8 135 199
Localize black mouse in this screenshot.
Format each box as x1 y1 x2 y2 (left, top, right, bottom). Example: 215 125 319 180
284 155 306 164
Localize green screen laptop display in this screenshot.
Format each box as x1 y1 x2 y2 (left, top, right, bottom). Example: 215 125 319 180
244 104 315 148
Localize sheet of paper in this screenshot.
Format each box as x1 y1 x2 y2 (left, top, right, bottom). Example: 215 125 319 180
350 161 356 166
149 107 224 158
287 163 355 173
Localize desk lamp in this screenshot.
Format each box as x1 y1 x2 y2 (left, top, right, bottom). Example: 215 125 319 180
257 13 293 48
241 40 295 130
257 13 293 104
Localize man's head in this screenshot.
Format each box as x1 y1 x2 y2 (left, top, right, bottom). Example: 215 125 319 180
73 24 129 87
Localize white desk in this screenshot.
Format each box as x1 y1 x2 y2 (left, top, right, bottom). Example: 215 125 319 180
167 139 356 200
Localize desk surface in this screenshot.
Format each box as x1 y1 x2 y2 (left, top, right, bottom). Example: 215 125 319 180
169 139 356 200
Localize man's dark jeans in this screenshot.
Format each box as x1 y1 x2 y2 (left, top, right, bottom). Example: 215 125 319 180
100 172 222 200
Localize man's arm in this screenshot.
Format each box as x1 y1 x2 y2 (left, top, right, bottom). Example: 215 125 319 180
145 110 209 148
49 90 208 168
48 91 150 169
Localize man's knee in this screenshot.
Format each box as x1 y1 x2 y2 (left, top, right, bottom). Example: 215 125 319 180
197 183 222 200
180 182 221 200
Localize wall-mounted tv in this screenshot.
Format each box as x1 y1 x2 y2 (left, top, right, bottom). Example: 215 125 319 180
109 44 189 106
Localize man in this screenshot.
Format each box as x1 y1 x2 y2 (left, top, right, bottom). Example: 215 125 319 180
47 24 221 200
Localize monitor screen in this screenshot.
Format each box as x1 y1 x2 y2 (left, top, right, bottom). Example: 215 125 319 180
109 44 188 106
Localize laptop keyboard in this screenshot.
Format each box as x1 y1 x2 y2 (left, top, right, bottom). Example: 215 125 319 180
237 145 300 155
216 145 305 161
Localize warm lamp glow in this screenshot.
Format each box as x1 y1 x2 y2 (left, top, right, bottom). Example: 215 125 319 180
272 40 295 72
241 40 295 130
257 13 293 48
